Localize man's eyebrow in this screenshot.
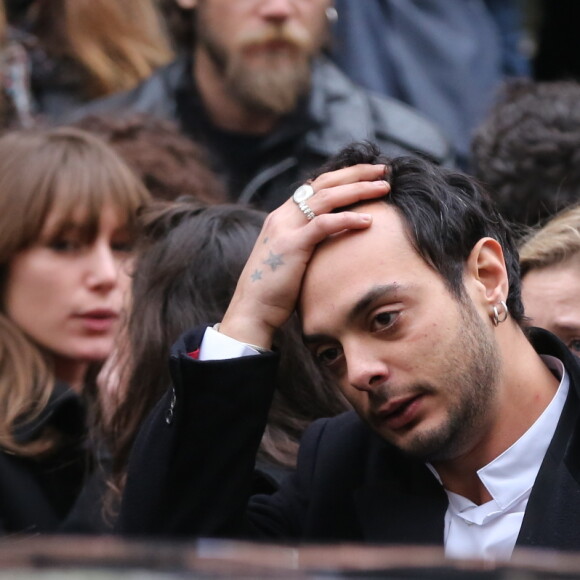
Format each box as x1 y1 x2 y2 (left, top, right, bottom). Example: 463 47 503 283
302 333 331 346
348 284 401 323
551 322 580 334
302 284 402 345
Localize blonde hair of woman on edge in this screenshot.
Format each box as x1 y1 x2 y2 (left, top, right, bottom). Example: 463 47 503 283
520 204 580 357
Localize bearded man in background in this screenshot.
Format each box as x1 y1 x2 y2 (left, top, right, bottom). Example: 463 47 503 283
76 0 452 210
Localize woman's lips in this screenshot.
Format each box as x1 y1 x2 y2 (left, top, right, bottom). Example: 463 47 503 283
76 310 118 332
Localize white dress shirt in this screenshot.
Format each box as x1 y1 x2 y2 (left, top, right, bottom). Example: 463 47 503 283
198 325 262 360
197 329 569 562
429 355 568 562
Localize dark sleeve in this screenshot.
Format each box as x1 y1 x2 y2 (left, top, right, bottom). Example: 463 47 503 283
246 417 330 539
117 328 280 537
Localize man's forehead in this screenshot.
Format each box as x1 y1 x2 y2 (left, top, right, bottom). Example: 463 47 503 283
300 204 422 308
313 202 406 256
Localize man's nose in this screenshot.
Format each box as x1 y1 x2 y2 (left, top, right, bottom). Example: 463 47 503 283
258 0 295 22
345 342 390 393
86 244 119 291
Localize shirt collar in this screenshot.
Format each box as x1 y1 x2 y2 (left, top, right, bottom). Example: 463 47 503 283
427 355 568 515
477 355 568 510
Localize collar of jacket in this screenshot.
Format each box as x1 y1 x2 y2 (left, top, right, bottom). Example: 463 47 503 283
516 327 580 551
353 327 580 547
305 57 452 165
12 382 86 445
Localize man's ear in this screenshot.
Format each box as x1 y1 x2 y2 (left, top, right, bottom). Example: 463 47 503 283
175 0 197 9
465 237 509 306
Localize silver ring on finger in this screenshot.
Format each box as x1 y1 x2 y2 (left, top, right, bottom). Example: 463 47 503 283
292 183 317 221
298 200 316 220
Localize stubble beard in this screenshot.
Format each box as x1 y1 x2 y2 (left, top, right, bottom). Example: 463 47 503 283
197 21 316 116
385 298 501 463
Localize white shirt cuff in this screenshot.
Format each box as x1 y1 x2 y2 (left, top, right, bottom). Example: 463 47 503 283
198 325 262 361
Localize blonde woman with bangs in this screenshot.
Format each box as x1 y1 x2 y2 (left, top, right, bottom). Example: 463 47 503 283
520 205 580 357
0 126 150 534
3 0 172 124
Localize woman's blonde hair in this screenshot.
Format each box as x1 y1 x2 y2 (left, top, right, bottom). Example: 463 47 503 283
34 0 173 97
519 205 580 278
0 127 150 456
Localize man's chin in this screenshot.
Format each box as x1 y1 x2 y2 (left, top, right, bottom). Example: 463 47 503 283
226 58 312 115
378 423 459 463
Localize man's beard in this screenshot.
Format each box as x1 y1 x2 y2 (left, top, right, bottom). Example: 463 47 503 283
198 22 316 116
377 297 501 463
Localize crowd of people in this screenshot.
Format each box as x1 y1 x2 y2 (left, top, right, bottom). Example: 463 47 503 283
0 0 580 566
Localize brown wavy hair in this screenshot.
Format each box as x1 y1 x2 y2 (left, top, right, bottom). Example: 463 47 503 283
0 127 150 456
31 0 172 97
104 201 348 512
71 113 227 204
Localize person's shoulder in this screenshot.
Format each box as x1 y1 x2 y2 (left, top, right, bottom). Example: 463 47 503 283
309 58 454 166
300 411 376 457
366 91 454 166
530 327 580 384
66 57 188 122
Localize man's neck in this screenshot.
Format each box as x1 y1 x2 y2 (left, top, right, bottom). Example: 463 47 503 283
431 326 561 505
193 49 280 135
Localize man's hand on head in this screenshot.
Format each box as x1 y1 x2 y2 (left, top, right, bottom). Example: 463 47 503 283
219 163 390 350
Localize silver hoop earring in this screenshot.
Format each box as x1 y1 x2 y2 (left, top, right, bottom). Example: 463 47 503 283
492 300 509 326
326 6 338 24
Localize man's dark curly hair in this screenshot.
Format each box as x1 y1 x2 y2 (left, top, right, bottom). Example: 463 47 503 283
471 79 580 228
313 142 525 325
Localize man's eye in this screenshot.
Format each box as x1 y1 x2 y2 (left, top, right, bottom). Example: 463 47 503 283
315 345 344 367
568 338 580 356
372 311 398 331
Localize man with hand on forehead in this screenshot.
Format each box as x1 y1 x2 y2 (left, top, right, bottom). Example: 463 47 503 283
119 143 580 561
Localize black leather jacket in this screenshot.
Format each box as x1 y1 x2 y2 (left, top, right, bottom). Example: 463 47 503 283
76 56 454 210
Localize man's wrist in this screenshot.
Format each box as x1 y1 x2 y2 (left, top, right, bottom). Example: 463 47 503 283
213 323 272 354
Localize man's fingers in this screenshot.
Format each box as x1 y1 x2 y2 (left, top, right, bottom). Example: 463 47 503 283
311 163 387 191
309 180 390 215
302 211 373 245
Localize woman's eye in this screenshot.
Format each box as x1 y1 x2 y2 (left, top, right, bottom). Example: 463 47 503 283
372 311 398 331
112 241 134 253
315 345 344 367
568 338 580 355
48 239 81 252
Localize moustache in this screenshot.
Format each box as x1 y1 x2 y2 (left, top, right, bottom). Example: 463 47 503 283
368 383 435 408
238 25 312 51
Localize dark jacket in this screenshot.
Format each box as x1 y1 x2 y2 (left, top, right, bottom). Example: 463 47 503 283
0 383 109 535
118 327 580 552
74 56 453 210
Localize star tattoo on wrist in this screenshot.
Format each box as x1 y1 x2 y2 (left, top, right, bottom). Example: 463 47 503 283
263 251 284 271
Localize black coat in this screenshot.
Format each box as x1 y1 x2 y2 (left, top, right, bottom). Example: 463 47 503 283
118 327 580 551
0 383 109 535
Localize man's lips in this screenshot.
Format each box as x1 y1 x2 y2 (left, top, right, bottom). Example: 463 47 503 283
244 39 301 54
375 394 424 431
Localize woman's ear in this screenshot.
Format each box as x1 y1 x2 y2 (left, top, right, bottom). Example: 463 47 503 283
465 237 510 307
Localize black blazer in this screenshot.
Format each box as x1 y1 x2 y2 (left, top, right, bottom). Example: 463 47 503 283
118 327 580 551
